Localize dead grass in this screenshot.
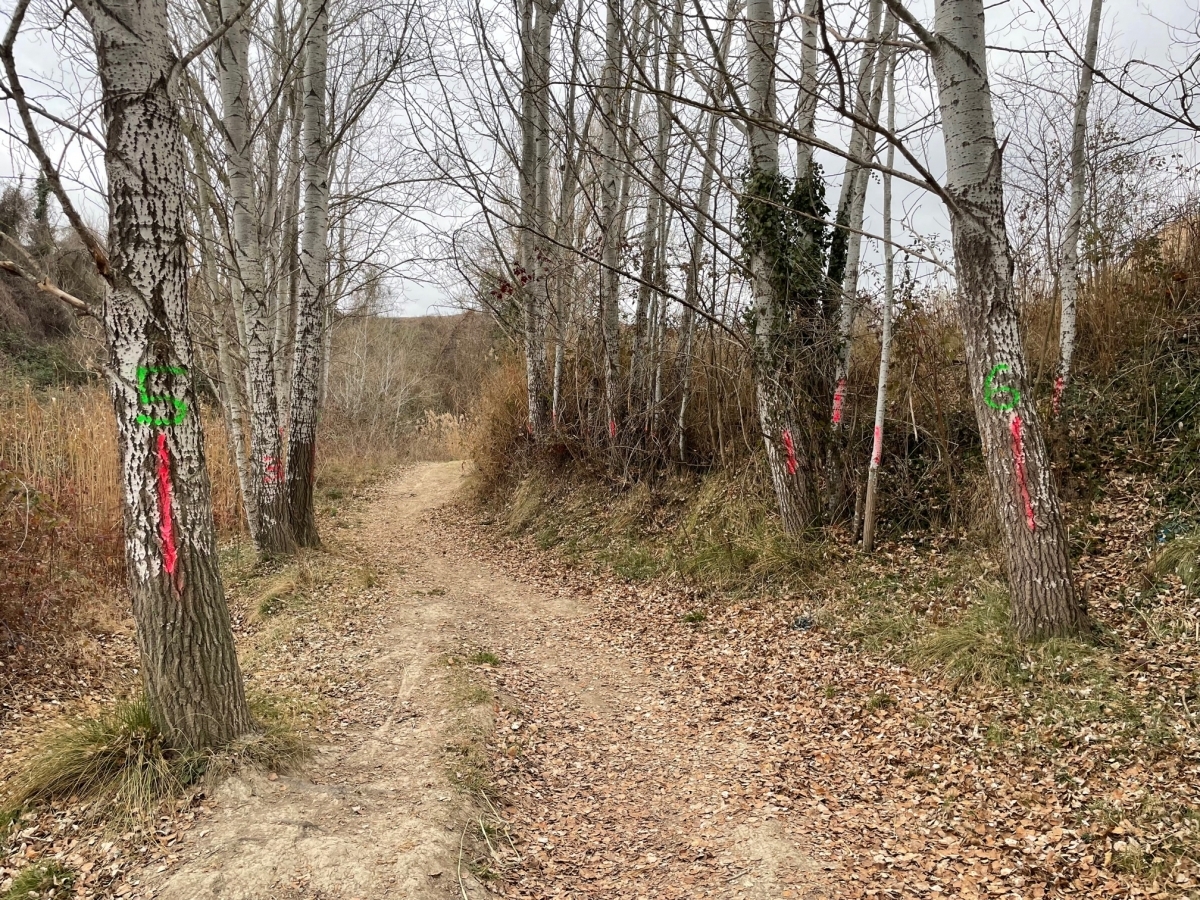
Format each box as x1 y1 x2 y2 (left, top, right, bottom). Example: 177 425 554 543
1 695 309 828
0 860 75 899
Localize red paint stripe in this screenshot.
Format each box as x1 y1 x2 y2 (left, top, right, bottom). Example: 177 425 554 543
608 419 617 439
871 424 883 466
831 378 846 425
1009 414 1036 532
781 428 798 475
156 432 178 575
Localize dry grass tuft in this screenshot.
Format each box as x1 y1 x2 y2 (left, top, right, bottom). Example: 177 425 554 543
0 860 75 899
2 694 309 826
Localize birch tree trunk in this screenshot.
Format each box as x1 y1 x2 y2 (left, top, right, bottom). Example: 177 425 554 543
826 0 883 297
862 53 897 553
918 0 1088 639
831 14 894 421
79 0 253 747
794 0 819 177
286 0 330 548
744 0 820 531
1055 0 1103 415
215 0 293 556
598 0 624 444
185 120 258 540
678 0 737 460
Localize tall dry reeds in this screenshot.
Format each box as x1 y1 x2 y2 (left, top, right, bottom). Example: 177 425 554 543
0 381 245 555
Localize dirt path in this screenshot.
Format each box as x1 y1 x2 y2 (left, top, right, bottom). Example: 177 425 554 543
144 462 826 900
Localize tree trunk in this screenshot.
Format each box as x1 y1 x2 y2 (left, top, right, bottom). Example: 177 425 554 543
185 121 258 541
831 14 894 418
80 0 254 748
677 0 733 460
598 0 624 444
863 53 897 553
745 0 820 532
1054 0 1103 415
826 0 883 295
924 0 1088 639
215 0 293 556
286 0 330 549
826 14 895 519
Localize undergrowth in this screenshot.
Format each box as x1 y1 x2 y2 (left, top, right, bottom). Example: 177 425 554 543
1 695 308 827
0 860 75 899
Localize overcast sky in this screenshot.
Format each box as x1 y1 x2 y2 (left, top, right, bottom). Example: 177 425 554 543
1 0 1196 316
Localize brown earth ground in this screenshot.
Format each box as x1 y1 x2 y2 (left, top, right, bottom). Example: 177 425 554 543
136 461 826 899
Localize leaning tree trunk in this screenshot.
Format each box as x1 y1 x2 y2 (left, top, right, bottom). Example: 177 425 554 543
215 0 293 556
79 0 254 748
1054 0 1103 415
862 52 898 553
286 0 330 549
921 0 1088 639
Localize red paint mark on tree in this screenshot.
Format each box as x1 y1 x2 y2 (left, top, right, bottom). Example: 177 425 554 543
781 428 798 475
156 432 177 576
608 419 617 439
1051 375 1065 417
262 455 283 484
831 378 846 425
1009 413 1036 532
871 424 883 466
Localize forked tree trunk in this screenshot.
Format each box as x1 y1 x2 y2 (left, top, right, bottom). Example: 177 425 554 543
286 0 330 548
1055 0 1103 415
215 0 293 556
79 0 254 748
862 53 897 553
917 0 1089 639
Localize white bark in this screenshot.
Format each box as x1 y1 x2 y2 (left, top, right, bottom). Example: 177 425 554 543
919 0 1087 638
630 0 682 433
75 0 253 747
214 0 292 555
1055 0 1103 415
598 0 624 442
831 8 891 429
862 52 897 553
286 0 330 548
678 0 738 461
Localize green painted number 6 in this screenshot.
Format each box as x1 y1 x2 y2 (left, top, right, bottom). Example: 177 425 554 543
136 366 189 426
984 363 1021 411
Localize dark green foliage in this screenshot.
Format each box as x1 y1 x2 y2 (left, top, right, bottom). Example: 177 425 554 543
736 165 831 336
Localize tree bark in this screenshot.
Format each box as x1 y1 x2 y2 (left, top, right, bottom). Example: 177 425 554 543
214 0 293 556
286 0 330 549
678 0 736 461
79 0 254 748
826 0 883 295
745 0 820 532
598 0 624 444
921 0 1089 639
1054 0 1103 415
862 53 897 553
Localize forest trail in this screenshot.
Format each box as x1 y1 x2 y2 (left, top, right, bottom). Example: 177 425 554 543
144 461 827 899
